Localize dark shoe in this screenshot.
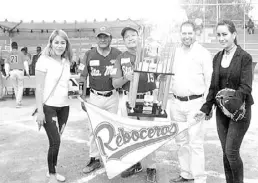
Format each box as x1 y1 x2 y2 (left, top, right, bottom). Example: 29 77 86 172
146 168 157 183
121 162 143 178
82 158 101 174
170 176 194 182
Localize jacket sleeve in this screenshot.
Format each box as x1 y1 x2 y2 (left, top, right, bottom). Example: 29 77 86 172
235 53 253 102
200 53 218 115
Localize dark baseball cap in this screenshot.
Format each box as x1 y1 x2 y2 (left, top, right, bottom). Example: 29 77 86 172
96 26 112 37
121 26 138 38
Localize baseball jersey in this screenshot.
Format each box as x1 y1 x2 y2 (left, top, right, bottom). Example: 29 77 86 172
5 50 29 70
81 47 121 91
112 51 156 93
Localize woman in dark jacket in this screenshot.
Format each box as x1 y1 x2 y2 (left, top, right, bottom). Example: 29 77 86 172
197 20 254 183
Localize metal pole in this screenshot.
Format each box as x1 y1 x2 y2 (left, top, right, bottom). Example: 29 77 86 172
216 0 219 24
243 2 246 50
203 0 206 41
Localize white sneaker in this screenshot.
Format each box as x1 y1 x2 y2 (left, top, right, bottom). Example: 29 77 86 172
16 103 22 108
46 172 66 182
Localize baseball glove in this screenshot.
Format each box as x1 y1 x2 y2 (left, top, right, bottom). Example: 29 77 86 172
215 88 246 122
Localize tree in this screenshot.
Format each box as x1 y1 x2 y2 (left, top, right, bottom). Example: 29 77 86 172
181 0 253 27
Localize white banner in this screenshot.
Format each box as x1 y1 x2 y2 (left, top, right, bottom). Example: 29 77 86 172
81 101 195 179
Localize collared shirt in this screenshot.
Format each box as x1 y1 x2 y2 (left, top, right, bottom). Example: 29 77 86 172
171 41 212 99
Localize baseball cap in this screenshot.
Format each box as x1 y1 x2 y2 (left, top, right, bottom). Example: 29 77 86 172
121 26 138 38
96 26 112 37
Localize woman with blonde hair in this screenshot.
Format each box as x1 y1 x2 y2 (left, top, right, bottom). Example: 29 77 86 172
35 29 73 183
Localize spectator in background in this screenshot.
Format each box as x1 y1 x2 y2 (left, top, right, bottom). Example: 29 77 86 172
31 46 42 75
0 56 5 101
70 54 78 74
21 47 32 95
5 42 30 107
247 18 254 34
22 47 32 59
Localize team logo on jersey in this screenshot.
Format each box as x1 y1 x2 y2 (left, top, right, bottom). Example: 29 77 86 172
121 58 130 64
110 59 116 64
104 66 114 76
91 67 101 76
90 60 100 66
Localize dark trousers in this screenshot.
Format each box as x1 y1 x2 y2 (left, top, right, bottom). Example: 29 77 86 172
43 105 69 174
216 105 251 183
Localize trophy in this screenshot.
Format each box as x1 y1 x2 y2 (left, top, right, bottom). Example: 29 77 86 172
126 25 178 118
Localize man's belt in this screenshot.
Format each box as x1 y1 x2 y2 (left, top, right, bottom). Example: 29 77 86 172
90 88 113 97
173 94 203 101
123 90 153 99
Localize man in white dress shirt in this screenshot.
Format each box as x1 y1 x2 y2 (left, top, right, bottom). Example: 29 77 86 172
169 21 213 183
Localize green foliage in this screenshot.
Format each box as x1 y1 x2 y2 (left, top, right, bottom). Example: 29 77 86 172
181 0 253 27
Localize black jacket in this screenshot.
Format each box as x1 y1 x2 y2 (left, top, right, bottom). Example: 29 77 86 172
200 45 254 115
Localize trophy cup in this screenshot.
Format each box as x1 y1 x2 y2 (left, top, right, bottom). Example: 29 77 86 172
125 25 178 118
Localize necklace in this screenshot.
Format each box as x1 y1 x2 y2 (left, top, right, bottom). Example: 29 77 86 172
225 45 236 55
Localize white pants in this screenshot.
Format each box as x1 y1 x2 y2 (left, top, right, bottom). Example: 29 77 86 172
120 94 156 169
87 90 119 158
169 97 206 183
9 70 24 104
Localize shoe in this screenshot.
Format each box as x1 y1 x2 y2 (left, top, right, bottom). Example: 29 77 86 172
46 172 66 182
170 176 194 182
82 158 101 174
146 168 157 183
47 173 59 183
121 162 143 178
16 103 22 108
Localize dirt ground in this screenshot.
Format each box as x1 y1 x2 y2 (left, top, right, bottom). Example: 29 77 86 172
1 77 258 183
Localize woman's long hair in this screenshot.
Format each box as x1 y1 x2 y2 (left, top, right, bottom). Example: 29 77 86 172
41 29 73 62
216 19 238 45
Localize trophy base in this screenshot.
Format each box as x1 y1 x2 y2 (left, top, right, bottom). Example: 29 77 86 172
126 102 168 118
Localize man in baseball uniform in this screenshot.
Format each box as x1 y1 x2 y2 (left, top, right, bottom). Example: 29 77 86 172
80 26 122 174
5 42 30 107
112 26 158 183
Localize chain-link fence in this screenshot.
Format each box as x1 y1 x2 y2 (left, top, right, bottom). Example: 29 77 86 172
180 1 258 63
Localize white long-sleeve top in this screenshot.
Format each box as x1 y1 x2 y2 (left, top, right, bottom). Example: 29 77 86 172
171 41 213 100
